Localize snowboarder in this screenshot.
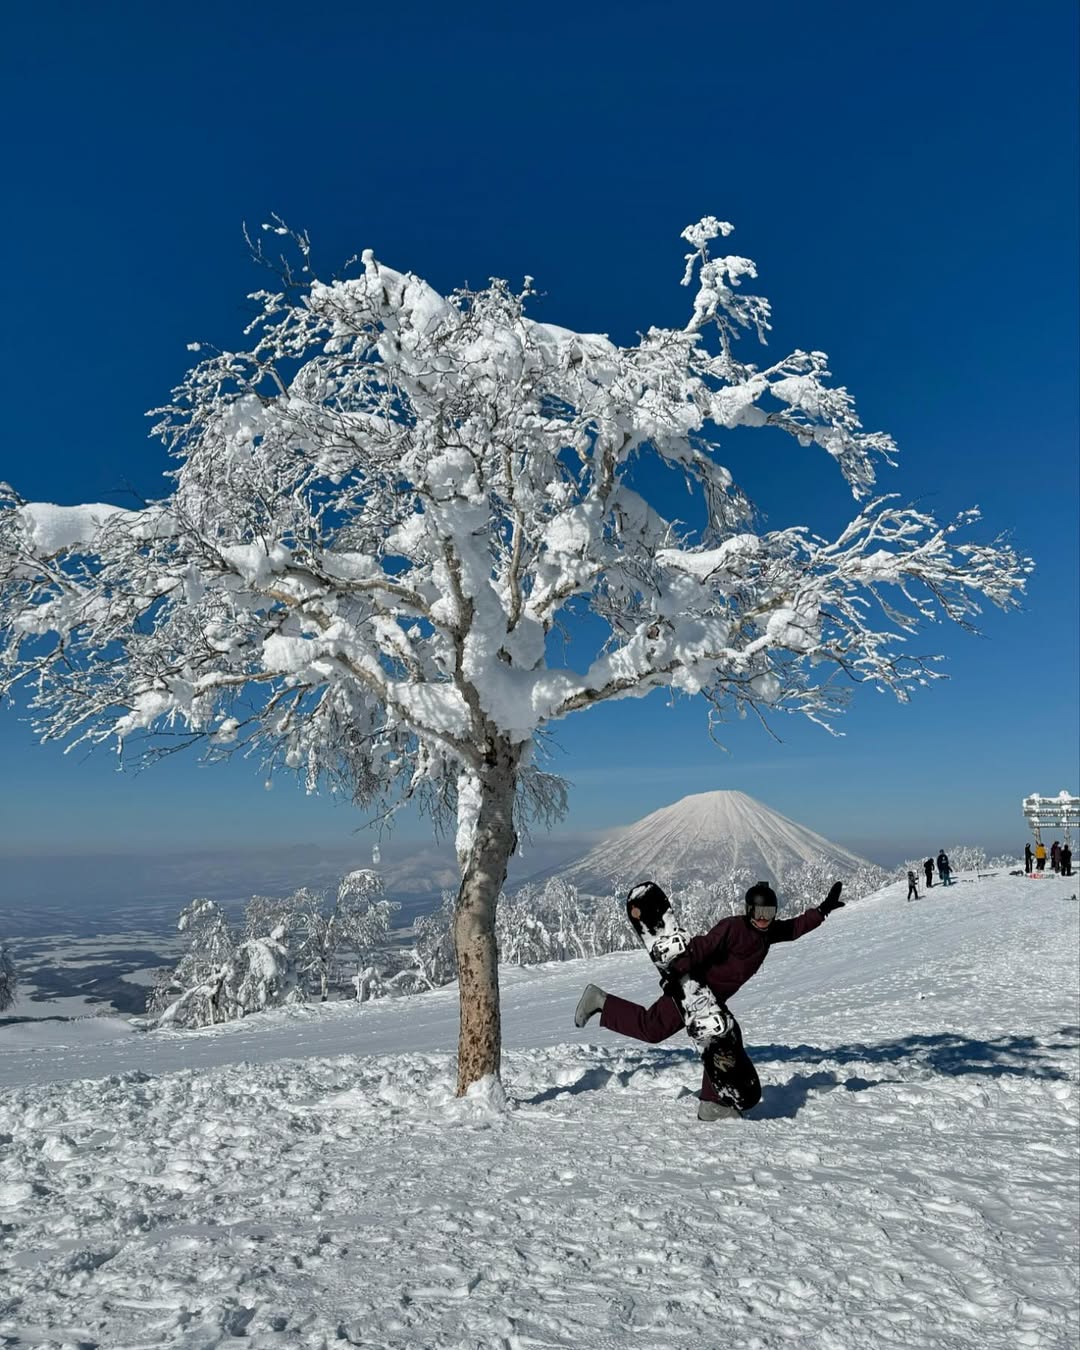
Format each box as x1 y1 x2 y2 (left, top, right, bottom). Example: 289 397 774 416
1035 842 1047 872
937 850 952 886
1024 842 1033 873
1061 844 1073 877
573 880 845 1121
906 870 919 901
924 857 935 889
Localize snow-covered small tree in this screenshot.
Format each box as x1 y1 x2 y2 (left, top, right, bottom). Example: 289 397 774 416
945 844 988 874
409 891 459 990
154 923 304 1029
284 887 339 1001
335 868 400 1000
147 897 237 1023
243 886 338 997
0 217 1031 1092
0 944 18 1013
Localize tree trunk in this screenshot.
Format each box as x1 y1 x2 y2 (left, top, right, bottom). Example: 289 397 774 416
453 740 520 1095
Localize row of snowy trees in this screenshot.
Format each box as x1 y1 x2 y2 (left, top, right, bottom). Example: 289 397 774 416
150 859 888 1027
412 858 889 984
147 869 402 1028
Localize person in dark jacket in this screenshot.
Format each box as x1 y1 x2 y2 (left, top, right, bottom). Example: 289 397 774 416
924 857 935 889
1061 844 1073 877
1050 841 1061 873
573 880 844 1121
937 850 952 885
1024 842 1033 873
907 870 919 901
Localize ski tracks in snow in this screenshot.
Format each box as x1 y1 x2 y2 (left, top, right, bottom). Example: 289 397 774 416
0 874 1077 1349
1 1039 1076 1349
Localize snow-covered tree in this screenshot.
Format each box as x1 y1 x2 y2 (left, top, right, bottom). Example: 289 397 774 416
334 868 400 1000
944 844 988 875
0 218 1031 1091
0 944 18 1013
409 891 459 991
278 886 339 1002
147 897 237 1023
781 856 888 910
242 870 399 1001
154 923 304 1029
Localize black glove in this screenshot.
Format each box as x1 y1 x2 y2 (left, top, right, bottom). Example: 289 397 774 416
660 973 683 1001
819 882 845 916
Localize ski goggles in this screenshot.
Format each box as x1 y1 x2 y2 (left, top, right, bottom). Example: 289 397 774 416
748 903 777 922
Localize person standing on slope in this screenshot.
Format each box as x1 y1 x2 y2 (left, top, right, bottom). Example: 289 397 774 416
907 870 919 901
1024 842 1033 873
924 857 935 889
937 850 952 886
1035 841 1047 872
573 880 845 1122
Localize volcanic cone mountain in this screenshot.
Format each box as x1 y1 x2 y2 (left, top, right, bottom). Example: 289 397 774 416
528 790 873 895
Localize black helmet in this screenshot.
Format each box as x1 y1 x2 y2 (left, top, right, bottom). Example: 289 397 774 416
745 881 778 921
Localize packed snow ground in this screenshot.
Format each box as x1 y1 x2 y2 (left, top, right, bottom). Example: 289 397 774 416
1 870 1077 1349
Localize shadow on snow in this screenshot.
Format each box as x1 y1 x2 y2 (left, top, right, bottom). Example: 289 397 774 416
527 1027 1076 1115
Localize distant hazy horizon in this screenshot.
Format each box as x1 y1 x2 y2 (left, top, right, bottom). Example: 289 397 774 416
0 809 1027 917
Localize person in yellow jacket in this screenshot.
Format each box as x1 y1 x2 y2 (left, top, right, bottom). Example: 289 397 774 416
1035 841 1047 872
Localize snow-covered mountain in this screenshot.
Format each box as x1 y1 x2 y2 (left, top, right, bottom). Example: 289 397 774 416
523 789 874 894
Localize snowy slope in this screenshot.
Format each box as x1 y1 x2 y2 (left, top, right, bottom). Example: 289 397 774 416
1 870 1078 1349
525 789 874 894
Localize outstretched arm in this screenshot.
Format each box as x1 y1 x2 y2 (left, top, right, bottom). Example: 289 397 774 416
770 882 845 943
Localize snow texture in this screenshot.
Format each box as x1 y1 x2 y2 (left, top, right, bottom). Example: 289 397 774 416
1 869 1076 1348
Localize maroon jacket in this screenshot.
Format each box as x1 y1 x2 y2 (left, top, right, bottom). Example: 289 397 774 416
669 908 826 1003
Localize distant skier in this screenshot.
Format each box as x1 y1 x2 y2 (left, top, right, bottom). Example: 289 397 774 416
924 857 935 889
1035 842 1047 872
937 850 952 886
1061 844 1073 877
906 870 919 901
1024 842 1033 873
573 880 845 1121
1050 841 1061 873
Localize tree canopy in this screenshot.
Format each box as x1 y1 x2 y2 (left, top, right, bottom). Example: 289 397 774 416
0 217 1030 1089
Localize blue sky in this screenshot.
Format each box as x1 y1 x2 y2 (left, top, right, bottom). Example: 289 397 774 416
0 0 1076 872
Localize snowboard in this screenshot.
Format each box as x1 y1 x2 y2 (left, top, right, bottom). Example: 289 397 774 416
625 881 736 1091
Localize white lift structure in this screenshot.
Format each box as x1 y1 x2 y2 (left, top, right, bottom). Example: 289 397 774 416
1022 790 1079 847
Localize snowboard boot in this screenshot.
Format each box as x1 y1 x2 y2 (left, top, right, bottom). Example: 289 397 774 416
697 1100 743 1122
574 984 607 1028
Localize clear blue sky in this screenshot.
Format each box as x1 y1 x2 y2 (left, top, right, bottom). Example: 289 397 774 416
0 0 1076 868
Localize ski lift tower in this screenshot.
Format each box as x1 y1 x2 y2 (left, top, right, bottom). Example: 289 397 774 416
1022 790 1080 848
